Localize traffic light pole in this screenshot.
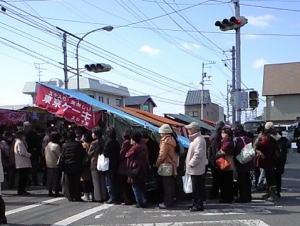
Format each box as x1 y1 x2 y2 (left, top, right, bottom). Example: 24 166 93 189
201 62 205 120
234 0 242 124
63 33 68 89
231 46 236 125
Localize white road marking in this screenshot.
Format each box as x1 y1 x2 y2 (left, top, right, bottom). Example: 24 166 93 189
282 177 300 182
120 219 270 226
51 204 112 226
5 197 65 216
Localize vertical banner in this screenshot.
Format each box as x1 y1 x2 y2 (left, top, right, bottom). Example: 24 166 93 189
35 84 100 129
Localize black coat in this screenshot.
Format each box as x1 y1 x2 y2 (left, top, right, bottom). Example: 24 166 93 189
62 140 85 170
103 138 120 173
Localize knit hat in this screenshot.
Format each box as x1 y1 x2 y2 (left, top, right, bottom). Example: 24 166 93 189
159 124 173 134
185 122 201 131
265 122 274 130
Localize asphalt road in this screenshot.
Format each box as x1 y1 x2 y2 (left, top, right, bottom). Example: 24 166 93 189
3 150 300 226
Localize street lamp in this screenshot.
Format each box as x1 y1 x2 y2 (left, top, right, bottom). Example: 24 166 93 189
76 25 113 91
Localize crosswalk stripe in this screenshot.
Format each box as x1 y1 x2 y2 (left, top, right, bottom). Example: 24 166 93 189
5 197 65 216
51 203 112 226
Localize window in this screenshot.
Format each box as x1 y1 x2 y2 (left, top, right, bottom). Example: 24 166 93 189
189 111 198 117
142 105 149 111
107 98 110 104
116 98 122 107
98 96 104 102
88 95 94 99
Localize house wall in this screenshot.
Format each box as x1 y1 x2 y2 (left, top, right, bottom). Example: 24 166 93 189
264 95 300 123
83 91 125 107
126 100 155 113
185 103 220 122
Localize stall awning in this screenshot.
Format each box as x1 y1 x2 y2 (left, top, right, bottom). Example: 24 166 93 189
36 83 189 148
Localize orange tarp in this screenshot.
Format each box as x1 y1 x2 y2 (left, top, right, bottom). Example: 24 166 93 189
113 106 184 127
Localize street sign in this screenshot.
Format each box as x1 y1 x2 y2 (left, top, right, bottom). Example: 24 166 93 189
233 91 248 109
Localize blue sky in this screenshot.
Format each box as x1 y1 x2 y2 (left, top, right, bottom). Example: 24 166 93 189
0 0 299 121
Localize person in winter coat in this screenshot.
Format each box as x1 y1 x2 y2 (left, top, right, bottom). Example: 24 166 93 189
185 122 207 212
156 124 178 209
118 130 135 205
80 133 94 201
88 127 107 202
233 124 254 203
103 128 121 204
0 142 7 224
125 132 149 208
14 131 32 195
44 132 61 197
0 131 14 189
61 131 86 201
216 127 235 203
208 121 225 199
256 122 279 201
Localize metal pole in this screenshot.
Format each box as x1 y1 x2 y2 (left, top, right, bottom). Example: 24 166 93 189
234 0 241 124
76 39 82 91
201 62 205 120
232 46 236 125
63 33 68 89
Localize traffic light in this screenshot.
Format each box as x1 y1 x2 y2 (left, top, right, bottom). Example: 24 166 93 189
215 16 248 31
249 91 259 109
85 63 112 73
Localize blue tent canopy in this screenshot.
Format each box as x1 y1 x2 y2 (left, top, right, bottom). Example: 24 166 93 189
39 83 190 148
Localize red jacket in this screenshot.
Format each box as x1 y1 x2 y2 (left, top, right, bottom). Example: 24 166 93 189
221 137 234 155
125 143 149 184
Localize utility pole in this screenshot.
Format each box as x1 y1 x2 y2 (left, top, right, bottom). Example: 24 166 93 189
231 45 236 125
34 63 44 82
62 32 68 89
226 80 230 123
233 0 242 124
200 61 215 120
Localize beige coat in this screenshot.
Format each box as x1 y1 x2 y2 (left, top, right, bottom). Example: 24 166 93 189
185 132 207 175
156 135 178 176
44 142 61 168
14 138 32 169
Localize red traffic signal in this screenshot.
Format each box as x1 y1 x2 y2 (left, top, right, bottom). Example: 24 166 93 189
85 63 112 73
215 16 248 31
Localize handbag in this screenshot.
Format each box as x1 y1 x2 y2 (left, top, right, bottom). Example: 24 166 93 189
216 156 231 170
182 173 193 194
96 154 109 171
236 137 256 164
157 163 173 176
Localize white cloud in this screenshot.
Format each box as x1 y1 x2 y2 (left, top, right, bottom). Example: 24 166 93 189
139 45 161 56
247 14 275 28
252 59 268 68
181 42 200 50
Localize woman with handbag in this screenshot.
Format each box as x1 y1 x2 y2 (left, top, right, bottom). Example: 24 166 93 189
185 122 207 212
216 127 235 203
156 124 178 209
233 125 254 203
88 127 107 202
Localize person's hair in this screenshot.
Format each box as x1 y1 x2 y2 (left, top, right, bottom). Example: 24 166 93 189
122 129 131 140
82 133 93 143
131 132 142 143
233 124 245 137
141 131 149 139
222 127 233 138
50 132 60 144
3 131 12 139
257 125 264 134
92 127 102 138
106 127 116 140
66 131 76 141
15 131 25 139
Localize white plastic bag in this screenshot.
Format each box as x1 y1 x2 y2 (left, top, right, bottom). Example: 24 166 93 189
96 154 109 171
182 173 193 194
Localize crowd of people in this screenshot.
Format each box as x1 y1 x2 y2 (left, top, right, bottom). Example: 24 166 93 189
0 119 290 224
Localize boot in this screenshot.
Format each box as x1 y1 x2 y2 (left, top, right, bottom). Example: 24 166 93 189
261 192 270 200
190 199 204 212
0 196 7 224
267 186 279 202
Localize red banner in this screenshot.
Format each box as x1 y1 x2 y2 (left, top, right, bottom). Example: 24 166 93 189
35 84 100 129
0 109 27 125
